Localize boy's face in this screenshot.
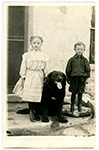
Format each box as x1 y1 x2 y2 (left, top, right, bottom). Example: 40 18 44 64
31 38 42 51
75 45 85 56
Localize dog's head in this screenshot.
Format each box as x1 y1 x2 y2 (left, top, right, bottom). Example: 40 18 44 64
44 71 66 89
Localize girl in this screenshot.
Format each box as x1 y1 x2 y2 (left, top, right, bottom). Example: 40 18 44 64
13 36 49 122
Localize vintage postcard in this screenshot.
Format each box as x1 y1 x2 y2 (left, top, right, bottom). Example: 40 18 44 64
2 2 96 148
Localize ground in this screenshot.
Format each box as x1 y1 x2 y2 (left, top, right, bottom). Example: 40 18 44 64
6 64 95 136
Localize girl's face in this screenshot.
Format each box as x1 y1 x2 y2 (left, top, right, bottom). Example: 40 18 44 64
31 38 42 51
75 45 85 55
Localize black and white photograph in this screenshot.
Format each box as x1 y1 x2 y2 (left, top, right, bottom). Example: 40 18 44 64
2 2 96 148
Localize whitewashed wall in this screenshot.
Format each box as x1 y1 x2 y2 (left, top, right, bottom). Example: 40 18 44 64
28 6 91 74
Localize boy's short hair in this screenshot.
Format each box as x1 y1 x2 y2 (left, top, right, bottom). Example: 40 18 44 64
30 36 43 43
74 42 85 50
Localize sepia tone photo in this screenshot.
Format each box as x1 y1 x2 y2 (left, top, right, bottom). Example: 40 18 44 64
2 2 96 148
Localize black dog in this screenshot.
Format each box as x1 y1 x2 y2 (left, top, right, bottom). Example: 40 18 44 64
41 71 68 123
17 71 68 123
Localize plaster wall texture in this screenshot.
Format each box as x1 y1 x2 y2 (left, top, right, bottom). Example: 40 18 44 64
29 6 91 73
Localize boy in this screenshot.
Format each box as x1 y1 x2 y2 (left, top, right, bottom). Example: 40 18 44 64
65 42 91 113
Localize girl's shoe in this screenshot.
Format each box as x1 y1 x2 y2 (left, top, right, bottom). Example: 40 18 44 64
35 113 40 121
29 110 36 122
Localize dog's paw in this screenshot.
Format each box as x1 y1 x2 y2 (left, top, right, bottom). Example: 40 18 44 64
58 117 68 123
42 118 49 122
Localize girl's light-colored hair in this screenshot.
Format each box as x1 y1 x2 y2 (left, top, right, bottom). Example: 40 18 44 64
30 36 43 43
74 42 85 50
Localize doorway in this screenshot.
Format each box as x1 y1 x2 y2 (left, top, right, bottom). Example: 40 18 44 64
7 6 29 93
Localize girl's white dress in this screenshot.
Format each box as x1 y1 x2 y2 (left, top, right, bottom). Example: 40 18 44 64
13 50 49 102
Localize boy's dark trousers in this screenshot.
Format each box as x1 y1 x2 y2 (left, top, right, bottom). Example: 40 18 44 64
70 93 82 112
69 76 86 112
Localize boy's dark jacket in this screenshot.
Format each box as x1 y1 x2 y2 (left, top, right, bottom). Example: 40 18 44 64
66 53 91 81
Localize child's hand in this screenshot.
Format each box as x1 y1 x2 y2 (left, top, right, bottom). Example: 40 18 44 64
66 76 70 85
85 78 90 84
21 78 25 88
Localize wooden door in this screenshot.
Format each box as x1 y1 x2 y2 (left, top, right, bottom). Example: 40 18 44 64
7 6 28 93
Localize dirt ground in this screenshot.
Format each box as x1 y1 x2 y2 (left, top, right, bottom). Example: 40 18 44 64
6 99 95 136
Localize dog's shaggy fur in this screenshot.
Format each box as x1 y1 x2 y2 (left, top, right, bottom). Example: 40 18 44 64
41 71 68 123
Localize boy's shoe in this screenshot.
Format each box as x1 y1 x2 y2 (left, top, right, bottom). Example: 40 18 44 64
70 104 74 112
29 110 36 122
78 105 82 112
